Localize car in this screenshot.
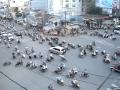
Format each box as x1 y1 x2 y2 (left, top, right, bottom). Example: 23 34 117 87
113 25 120 34
14 32 22 36
49 46 66 55
7 33 14 41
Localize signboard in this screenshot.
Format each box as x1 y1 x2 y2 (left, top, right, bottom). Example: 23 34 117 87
96 0 113 9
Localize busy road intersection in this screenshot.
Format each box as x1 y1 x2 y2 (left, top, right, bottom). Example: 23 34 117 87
0 20 120 90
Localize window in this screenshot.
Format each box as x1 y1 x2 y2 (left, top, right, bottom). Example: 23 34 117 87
72 0 75 2
66 0 69 2
12 0 15 3
65 4 69 7
72 4 76 7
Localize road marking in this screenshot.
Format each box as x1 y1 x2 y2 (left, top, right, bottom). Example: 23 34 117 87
96 71 112 90
0 71 28 90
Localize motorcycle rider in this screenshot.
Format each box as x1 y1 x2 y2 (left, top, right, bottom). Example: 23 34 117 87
60 63 65 70
56 77 64 85
101 50 106 55
48 84 55 90
71 79 80 88
68 68 78 77
81 69 89 77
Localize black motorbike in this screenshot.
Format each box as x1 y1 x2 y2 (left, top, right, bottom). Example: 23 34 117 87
15 60 23 66
3 61 11 66
54 67 64 74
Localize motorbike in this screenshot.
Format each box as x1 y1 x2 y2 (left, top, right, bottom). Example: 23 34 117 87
30 63 37 69
103 57 111 63
17 40 21 44
48 84 55 90
3 61 11 66
77 44 81 48
103 54 111 63
68 43 76 49
46 55 54 62
32 53 37 58
59 55 66 61
67 69 78 78
80 72 89 78
111 54 117 60
40 64 48 72
79 52 84 57
110 63 120 73
91 51 97 57
16 50 21 55
12 52 16 59
28 55 32 59
71 80 80 89
15 60 23 66
56 77 64 86
39 52 43 59
101 50 106 55
54 67 63 74
21 53 26 59
26 61 33 67
7 44 10 48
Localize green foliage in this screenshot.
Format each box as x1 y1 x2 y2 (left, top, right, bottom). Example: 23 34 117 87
87 5 103 15
102 11 109 16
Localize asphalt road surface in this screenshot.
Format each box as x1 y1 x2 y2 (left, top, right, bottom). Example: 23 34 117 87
0 21 120 90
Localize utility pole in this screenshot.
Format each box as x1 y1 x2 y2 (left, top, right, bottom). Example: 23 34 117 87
7 0 10 18
28 0 31 13
65 10 66 27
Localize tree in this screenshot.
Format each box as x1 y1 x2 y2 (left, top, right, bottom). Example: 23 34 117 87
86 0 103 15
87 5 103 15
102 11 109 16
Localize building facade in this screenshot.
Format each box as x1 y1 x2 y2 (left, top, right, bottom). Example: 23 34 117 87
112 0 120 24
30 0 49 11
81 0 95 15
0 0 29 18
50 0 82 16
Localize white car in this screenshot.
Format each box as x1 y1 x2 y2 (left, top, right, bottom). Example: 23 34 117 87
113 25 120 34
7 33 14 41
49 46 66 55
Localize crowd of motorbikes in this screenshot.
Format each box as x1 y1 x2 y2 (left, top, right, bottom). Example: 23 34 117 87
1 28 120 90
